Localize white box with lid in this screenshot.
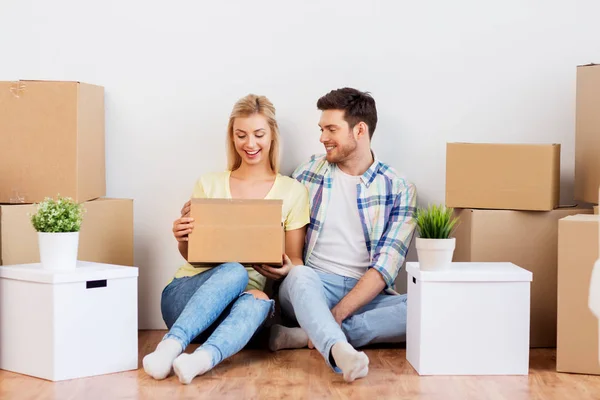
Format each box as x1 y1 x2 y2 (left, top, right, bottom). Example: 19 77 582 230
406 262 532 375
0 261 138 381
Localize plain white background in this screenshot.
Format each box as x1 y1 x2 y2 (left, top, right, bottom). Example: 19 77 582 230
1 0 599 329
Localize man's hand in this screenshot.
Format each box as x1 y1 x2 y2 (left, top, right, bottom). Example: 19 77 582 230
330 305 347 326
252 254 295 281
328 268 386 327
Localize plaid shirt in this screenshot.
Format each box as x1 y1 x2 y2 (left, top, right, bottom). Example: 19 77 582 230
292 153 418 292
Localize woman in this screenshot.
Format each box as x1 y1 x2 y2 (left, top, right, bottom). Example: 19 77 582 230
143 94 309 384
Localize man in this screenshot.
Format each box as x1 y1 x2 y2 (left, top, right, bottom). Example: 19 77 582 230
259 87 417 382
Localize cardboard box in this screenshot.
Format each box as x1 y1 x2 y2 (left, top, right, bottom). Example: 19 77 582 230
557 214 600 374
0 198 133 266
0 80 106 204
453 206 593 347
188 199 284 265
595 206 598 215
446 143 560 211
575 64 600 204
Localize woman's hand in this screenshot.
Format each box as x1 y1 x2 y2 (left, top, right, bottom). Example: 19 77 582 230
173 217 194 242
253 254 295 281
173 200 194 242
180 200 191 218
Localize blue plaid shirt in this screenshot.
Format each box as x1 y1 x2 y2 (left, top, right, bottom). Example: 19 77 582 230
292 153 418 292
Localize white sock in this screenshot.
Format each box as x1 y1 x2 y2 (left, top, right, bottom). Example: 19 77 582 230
173 349 213 384
269 325 309 351
142 338 183 380
331 341 369 382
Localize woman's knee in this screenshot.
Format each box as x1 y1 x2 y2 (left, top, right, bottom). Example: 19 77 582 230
216 262 249 288
245 289 270 301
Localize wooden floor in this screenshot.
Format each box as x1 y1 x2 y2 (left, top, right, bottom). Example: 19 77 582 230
1 331 600 400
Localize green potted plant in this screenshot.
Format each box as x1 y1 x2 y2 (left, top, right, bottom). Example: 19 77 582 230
415 204 459 271
30 196 85 270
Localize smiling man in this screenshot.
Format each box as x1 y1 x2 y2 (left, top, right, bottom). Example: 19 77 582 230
265 87 418 382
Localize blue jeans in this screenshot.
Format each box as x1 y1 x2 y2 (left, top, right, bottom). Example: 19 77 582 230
161 262 274 368
278 265 407 371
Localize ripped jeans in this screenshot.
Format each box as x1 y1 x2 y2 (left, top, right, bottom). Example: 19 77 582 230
161 262 274 368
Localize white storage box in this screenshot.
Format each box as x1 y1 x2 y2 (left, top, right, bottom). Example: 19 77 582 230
0 261 138 381
406 262 532 375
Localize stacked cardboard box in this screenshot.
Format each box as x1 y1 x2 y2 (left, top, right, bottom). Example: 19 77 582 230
453 206 591 348
446 143 560 211
574 64 600 206
0 80 134 266
557 213 599 374
446 143 593 348
555 64 600 375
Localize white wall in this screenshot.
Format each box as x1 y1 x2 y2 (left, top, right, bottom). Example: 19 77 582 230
1 0 599 328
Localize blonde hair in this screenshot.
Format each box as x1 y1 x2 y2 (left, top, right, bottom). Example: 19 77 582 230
226 94 280 173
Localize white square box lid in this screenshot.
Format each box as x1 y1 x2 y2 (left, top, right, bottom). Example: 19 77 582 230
406 262 532 282
0 261 138 284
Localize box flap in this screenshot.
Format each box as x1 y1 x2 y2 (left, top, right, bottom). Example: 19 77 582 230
406 262 532 282
0 261 138 283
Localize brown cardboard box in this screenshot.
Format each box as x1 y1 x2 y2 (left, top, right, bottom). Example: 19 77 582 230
453 206 593 347
557 214 600 374
575 64 600 204
446 143 560 211
188 199 284 265
0 80 106 204
595 206 598 215
0 198 133 266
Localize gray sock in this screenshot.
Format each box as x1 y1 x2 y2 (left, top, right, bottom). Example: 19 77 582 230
269 325 309 351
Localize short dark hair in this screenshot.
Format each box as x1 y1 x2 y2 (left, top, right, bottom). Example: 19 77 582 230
316 87 378 138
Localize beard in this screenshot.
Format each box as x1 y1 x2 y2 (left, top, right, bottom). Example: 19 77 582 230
326 135 358 163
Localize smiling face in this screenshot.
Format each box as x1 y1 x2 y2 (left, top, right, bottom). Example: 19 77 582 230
319 109 359 164
232 113 273 168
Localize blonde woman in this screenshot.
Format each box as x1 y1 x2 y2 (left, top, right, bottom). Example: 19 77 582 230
143 94 309 384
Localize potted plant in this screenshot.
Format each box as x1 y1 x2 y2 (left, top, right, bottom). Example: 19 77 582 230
30 196 85 270
415 204 459 271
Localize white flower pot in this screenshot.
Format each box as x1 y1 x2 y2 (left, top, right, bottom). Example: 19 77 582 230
416 237 456 271
38 232 80 270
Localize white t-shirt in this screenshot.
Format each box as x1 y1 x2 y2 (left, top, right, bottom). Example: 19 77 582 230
307 167 371 279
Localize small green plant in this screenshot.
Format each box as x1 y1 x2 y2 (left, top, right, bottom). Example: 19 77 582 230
30 196 85 233
415 204 459 239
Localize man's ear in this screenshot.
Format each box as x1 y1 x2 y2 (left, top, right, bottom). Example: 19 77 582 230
355 121 369 140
